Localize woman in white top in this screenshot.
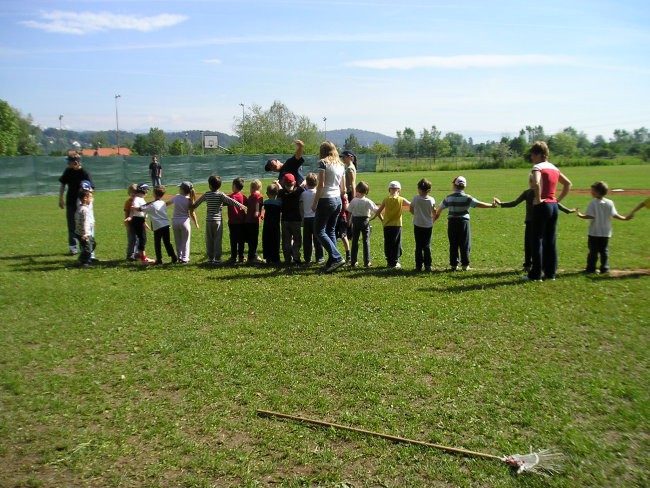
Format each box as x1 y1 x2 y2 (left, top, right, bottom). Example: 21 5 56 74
311 141 346 272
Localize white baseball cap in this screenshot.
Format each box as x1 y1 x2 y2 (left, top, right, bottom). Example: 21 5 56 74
388 180 401 189
453 176 467 187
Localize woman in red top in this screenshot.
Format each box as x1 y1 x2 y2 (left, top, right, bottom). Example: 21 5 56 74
525 141 572 281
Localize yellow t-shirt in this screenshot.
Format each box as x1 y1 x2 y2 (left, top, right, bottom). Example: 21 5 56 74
382 195 406 227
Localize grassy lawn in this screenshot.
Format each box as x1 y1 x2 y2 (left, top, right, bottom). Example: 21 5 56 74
1 165 648 487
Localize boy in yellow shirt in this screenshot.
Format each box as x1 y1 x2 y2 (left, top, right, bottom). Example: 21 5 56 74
375 181 411 268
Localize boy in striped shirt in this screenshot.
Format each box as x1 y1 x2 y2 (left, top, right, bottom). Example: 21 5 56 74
435 176 497 271
191 175 247 264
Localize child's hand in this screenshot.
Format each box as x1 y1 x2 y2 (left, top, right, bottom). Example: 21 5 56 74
626 212 634 220
568 208 577 213
493 197 501 206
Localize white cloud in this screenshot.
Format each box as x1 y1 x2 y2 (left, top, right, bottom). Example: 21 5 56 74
20 11 188 35
202 59 222 65
345 54 575 70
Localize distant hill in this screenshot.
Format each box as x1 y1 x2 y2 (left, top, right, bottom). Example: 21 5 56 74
326 128 396 147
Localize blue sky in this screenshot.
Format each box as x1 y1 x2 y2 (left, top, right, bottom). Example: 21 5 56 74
1 0 648 141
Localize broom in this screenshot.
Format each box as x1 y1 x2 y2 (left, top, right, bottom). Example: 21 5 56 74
256 409 564 476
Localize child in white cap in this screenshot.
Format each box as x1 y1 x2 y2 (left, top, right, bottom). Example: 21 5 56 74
435 176 497 271
375 180 411 268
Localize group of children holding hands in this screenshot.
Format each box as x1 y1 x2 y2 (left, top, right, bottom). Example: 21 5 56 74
72 147 648 276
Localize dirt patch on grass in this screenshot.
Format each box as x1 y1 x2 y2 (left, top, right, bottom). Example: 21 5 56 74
607 268 650 277
571 188 650 195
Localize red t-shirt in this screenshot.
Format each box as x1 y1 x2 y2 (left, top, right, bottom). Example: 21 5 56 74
245 191 263 224
532 161 560 203
227 191 247 224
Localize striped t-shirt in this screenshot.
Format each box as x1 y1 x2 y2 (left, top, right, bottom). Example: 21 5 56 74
440 191 478 220
193 191 243 222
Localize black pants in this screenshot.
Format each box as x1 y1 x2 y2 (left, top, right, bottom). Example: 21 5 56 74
351 217 371 265
245 222 260 260
79 236 95 264
414 225 433 269
586 235 609 273
262 222 280 263
130 216 147 252
154 226 177 263
383 226 402 267
228 223 245 261
302 217 323 263
447 218 470 267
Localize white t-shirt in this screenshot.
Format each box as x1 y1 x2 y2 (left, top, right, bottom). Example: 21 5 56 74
142 200 171 231
347 196 379 218
318 159 345 199
411 194 436 228
131 196 146 218
171 194 192 220
586 197 617 237
300 188 318 219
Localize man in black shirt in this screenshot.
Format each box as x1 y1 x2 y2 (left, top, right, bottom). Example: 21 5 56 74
58 154 93 254
264 139 305 187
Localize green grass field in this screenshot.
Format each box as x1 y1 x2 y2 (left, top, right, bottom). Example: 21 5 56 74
1 165 648 487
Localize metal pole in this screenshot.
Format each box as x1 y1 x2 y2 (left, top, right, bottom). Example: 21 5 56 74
323 117 327 139
114 94 121 155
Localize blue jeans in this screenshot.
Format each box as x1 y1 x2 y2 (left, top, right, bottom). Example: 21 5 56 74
314 197 342 264
529 202 558 280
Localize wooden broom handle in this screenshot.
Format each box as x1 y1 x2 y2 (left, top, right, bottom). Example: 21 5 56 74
256 409 501 461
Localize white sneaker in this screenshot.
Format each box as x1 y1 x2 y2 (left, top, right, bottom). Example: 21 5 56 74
462 265 472 271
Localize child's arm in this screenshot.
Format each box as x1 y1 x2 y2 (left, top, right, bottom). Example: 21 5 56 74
576 208 593 219
474 199 498 209
497 190 528 208
558 202 577 214
375 202 385 220
613 212 630 221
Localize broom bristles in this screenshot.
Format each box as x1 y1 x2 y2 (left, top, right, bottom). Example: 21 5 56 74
503 448 565 476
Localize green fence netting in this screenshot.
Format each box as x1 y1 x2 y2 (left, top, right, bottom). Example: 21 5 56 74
0 154 377 198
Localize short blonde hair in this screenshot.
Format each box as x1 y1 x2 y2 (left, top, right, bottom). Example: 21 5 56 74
250 179 262 192
529 141 549 160
305 172 318 188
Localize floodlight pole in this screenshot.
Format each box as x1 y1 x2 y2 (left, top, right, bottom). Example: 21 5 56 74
323 117 327 139
114 94 121 155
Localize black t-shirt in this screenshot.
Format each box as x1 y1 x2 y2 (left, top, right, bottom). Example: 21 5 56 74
149 162 162 178
278 187 304 222
278 156 305 186
59 167 92 204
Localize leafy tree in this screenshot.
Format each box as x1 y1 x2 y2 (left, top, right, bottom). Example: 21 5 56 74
525 125 546 143
443 132 466 157
394 128 417 156
148 128 168 156
233 101 319 154
344 133 361 153
168 139 184 156
366 141 392 157
549 132 578 157
0 100 21 156
491 143 512 165
132 134 149 155
92 134 108 149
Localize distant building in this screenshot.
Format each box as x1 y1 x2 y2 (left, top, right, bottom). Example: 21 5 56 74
68 148 132 157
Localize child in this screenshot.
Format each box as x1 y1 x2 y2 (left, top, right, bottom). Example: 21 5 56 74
74 189 95 268
375 181 410 268
136 185 178 265
262 183 282 265
495 174 576 271
435 176 497 271
336 194 352 263
244 179 264 264
123 184 139 261
409 178 436 272
347 181 381 267
299 173 324 264
78 180 98 262
341 150 358 202
129 183 155 263
576 181 630 274
227 178 247 263
279 173 304 264
191 175 247 265
168 181 199 264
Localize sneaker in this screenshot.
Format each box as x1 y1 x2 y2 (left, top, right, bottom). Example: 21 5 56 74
425 266 433 272
69 248 78 256
365 262 372 268
325 259 346 273
350 262 358 267
521 275 542 282
142 257 155 264
90 257 100 263
214 259 223 265
461 265 472 271
251 257 265 264
317 258 325 264
80 263 92 269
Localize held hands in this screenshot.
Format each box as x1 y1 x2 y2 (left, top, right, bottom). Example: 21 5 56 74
493 197 501 207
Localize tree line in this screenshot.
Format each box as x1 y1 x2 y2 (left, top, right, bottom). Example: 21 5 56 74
1 98 648 162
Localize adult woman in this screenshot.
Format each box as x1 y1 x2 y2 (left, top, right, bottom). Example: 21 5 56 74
311 141 346 273
341 150 357 202
525 141 572 281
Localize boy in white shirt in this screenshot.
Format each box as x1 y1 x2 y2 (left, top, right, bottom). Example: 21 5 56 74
409 178 437 272
137 185 178 265
299 173 324 264
347 181 382 267
577 181 629 274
